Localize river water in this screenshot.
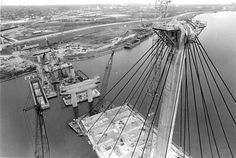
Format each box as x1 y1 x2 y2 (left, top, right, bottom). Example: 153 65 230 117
0 11 235 158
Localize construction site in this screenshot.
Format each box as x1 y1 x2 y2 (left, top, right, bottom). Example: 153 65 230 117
0 1 236 158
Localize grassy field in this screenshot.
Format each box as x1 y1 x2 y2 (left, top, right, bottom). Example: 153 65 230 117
1 20 149 54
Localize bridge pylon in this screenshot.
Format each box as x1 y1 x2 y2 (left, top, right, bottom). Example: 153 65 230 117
151 19 206 158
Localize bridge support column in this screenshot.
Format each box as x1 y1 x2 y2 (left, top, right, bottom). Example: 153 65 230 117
87 89 94 116
154 26 186 158
71 93 79 119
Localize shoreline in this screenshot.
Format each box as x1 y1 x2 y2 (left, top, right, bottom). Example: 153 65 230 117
65 35 151 62
0 70 37 83
0 11 215 82
0 11 204 51
63 11 205 62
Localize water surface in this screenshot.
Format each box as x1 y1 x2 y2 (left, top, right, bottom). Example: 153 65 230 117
0 11 235 158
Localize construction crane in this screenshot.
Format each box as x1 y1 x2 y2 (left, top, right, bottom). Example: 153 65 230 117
23 78 50 158
153 0 172 47
95 50 115 112
155 0 172 20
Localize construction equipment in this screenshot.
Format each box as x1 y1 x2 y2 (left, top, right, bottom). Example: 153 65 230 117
97 51 114 109
23 78 50 158
155 0 172 20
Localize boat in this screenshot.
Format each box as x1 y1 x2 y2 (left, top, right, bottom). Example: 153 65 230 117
124 38 141 49
137 31 153 42
68 119 84 136
29 78 50 110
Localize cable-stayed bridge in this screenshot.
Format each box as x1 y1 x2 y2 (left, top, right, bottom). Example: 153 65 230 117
75 17 235 158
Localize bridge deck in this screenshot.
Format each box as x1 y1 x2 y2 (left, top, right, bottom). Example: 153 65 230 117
78 104 190 158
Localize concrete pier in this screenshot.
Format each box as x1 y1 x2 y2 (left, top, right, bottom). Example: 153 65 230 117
153 22 187 158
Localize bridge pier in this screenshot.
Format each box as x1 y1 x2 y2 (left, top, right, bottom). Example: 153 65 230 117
73 107 79 119
153 22 187 158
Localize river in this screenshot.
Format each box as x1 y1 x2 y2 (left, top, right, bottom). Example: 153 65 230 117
0 11 235 158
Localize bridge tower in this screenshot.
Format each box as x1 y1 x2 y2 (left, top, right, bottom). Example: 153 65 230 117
152 18 206 157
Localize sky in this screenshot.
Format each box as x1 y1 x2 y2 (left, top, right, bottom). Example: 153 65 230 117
1 0 236 6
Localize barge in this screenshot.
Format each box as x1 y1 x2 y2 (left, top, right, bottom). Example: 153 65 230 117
124 38 140 49
68 119 84 136
29 78 50 110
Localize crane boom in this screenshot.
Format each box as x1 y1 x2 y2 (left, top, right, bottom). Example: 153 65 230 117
24 78 50 158
100 51 114 105
35 110 50 158
156 0 172 20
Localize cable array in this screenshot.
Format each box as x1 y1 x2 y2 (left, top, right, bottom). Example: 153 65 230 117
177 39 235 158
80 35 235 158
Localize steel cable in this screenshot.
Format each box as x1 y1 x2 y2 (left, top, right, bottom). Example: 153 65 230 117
81 39 161 120
87 40 164 133
187 44 204 158
194 41 233 158
107 46 163 158
196 38 236 103
131 47 173 158
96 43 162 144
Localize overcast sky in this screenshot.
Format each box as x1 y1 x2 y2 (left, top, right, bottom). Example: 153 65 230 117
1 0 236 6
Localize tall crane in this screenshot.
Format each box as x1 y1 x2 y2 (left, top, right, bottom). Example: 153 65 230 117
96 51 114 111
23 78 50 158
155 0 172 20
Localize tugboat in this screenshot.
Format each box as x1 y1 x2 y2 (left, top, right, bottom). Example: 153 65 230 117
68 119 84 136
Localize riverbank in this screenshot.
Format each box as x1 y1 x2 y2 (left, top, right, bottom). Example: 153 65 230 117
1 11 236 158
0 11 203 54
0 56 37 82
62 11 205 61
0 71 37 83
0 11 209 81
